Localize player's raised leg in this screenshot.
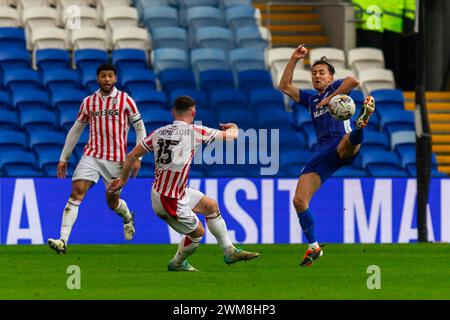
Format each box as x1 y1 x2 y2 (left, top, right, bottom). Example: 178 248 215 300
48 180 93 254
293 173 324 266
168 223 204 272
106 192 135 240
193 195 260 264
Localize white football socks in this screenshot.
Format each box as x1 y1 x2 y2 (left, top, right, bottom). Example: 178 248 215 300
114 199 132 223
309 242 319 250
206 213 235 256
172 235 202 266
60 198 81 244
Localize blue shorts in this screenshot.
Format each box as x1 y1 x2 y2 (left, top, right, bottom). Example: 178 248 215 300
300 146 357 183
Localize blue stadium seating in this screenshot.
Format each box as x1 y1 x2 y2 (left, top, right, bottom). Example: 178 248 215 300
220 0 252 10
80 71 98 93
360 150 403 175
131 90 167 110
37 149 77 177
196 27 233 53
293 106 312 128
42 69 81 94
369 168 409 177
158 69 197 94
0 49 30 72
169 89 209 110
195 109 217 127
250 88 285 111
229 48 265 73
278 128 307 150
238 69 273 93
405 165 447 178
152 26 188 50
143 6 178 31
256 109 292 129
29 130 66 154
52 89 85 112
0 90 11 109
20 109 57 133
218 109 254 130
112 49 148 75
120 69 156 93
225 5 259 32
349 89 364 106
3 69 40 92
390 130 415 153
141 109 172 132
191 48 228 74
74 49 109 74
0 109 18 130
4 168 44 177
279 149 312 168
35 49 71 72
210 89 248 111
136 0 171 21
153 48 189 74
302 122 317 149
380 110 415 134
59 107 78 131
332 167 368 177
371 89 404 115
13 89 50 111
0 130 27 152
363 131 390 151
0 28 26 50
235 26 268 50
199 69 235 95
0 150 37 172
186 6 224 46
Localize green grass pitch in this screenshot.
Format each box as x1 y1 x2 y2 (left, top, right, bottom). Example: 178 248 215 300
1 243 449 300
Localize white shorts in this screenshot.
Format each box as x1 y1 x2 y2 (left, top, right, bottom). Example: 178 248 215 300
73 155 123 193
151 187 204 235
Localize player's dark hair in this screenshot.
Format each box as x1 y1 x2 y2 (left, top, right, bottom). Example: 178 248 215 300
96 63 117 76
174 95 196 113
312 56 335 75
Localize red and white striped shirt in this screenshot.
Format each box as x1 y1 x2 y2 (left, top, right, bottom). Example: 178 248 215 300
141 120 219 199
76 87 141 162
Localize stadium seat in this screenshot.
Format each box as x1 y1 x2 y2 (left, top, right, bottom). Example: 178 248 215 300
35 49 71 71
31 27 68 50
0 90 12 109
152 26 188 50
97 0 133 26
225 5 259 32
3 69 40 92
0 109 19 130
71 27 108 50
278 128 307 150
74 49 109 73
103 6 138 38
359 68 395 95
159 68 196 94
349 89 365 106
136 0 171 21
112 49 148 75
369 168 409 177
309 47 346 69
196 27 233 53
194 109 217 128
20 109 57 132
291 68 314 89
0 150 38 172
237 69 273 94
292 105 312 128
390 130 415 153
59 107 79 131
371 89 405 115
363 131 390 151
380 110 415 134
169 89 209 110
112 27 149 50
52 88 85 112
61 4 98 29
0 130 27 152
268 47 303 73
347 47 385 76
332 167 368 177
220 0 252 10
0 49 30 72
22 7 59 49
119 69 156 93
256 109 292 129
29 130 66 153
141 108 172 132
13 89 50 111
37 148 77 174
218 109 254 130
130 90 167 110
229 48 265 73
152 48 189 74
4 167 45 177
42 69 81 93
143 6 178 31
0 27 26 50
405 165 447 178
186 6 224 47
199 69 235 96
210 89 248 111
179 0 221 27
334 68 355 79
360 150 402 173
191 48 228 75
0 7 19 28
250 88 285 111
279 149 312 168
398 148 438 170
301 122 317 149
235 26 269 51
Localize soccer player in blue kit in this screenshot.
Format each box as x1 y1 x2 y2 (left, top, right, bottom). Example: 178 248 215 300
278 44 376 266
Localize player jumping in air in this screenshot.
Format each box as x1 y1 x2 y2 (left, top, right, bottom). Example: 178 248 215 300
278 45 375 266
48 63 147 254
108 96 260 272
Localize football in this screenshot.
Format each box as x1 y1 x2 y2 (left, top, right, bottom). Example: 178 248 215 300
328 94 356 121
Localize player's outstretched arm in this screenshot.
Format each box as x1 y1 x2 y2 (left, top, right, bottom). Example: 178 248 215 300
57 121 87 178
216 123 239 141
317 76 360 109
108 144 148 193
278 44 308 103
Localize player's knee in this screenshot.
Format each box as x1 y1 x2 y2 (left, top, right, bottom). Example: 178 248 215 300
293 196 308 212
191 222 205 238
70 188 85 202
205 199 219 215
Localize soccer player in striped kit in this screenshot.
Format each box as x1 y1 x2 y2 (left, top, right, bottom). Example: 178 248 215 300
108 96 260 272
48 63 147 254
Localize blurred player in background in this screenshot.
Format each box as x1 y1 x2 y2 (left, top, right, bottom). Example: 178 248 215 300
108 96 260 272
278 45 375 266
48 63 147 254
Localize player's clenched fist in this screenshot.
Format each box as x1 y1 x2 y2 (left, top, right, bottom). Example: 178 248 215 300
108 178 125 193
56 161 67 178
292 44 308 61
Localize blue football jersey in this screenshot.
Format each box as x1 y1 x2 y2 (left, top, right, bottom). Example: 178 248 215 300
299 79 353 150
